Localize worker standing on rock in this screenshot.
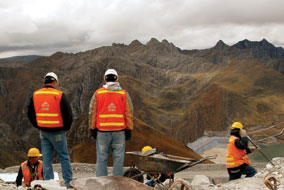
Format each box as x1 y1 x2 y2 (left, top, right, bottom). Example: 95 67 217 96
27 72 73 188
226 122 257 180
89 69 133 176
16 148 43 187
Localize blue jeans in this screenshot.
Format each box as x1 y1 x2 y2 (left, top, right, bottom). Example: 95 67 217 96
40 130 73 187
96 130 125 176
228 164 257 181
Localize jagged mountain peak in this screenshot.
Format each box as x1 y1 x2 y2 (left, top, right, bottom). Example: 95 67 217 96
128 39 143 47
261 38 269 44
260 38 275 48
232 39 284 59
233 39 275 49
233 39 252 49
161 39 170 45
162 39 177 49
145 38 179 54
147 38 161 46
213 40 229 50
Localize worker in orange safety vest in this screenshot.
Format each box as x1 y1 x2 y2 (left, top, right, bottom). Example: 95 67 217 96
226 122 257 180
16 148 43 187
89 69 133 177
27 72 73 188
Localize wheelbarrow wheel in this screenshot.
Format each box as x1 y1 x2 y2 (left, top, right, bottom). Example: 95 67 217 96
123 168 144 183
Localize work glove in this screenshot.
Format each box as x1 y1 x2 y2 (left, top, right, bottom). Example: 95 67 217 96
90 129 98 139
239 129 247 137
125 129 132 141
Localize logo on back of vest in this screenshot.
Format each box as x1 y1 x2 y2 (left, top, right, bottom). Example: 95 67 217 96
41 102 50 111
107 103 116 112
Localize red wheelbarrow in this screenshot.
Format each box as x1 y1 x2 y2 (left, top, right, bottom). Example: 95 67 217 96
123 151 217 189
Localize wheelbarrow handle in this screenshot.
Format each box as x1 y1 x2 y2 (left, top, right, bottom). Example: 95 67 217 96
163 154 197 161
203 154 218 160
163 154 217 162
190 154 217 164
174 154 217 173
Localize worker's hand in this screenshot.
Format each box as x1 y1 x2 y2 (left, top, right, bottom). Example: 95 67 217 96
250 147 259 152
125 129 132 141
240 129 247 137
90 129 97 139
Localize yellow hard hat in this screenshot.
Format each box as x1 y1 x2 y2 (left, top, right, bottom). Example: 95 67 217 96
27 148 42 157
142 146 152 152
231 122 243 129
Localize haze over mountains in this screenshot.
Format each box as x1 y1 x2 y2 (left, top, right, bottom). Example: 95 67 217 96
0 38 284 168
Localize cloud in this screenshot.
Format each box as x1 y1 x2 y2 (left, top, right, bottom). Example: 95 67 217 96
0 0 284 58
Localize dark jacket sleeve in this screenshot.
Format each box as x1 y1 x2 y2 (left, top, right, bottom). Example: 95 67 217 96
27 95 39 129
60 93 73 131
234 137 252 154
16 166 23 186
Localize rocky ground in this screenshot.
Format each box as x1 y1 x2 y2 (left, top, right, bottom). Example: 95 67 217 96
3 148 284 190
0 160 272 190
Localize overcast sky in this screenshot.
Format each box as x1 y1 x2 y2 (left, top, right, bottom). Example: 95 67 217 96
0 0 284 58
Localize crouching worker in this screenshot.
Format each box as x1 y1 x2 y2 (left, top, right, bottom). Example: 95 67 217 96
16 148 43 187
226 122 257 181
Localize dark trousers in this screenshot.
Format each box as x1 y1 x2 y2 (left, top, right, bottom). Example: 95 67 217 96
227 164 257 181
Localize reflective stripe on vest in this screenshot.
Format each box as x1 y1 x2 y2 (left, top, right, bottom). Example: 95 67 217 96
226 136 251 168
21 160 43 187
100 122 124 126
99 114 123 118
226 156 250 166
34 91 60 95
96 88 126 131
97 90 125 95
36 113 59 117
38 120 60 124
37 113 60 124
33 88 63 128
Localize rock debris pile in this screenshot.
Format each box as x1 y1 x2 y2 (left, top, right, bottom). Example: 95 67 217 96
0 179 17 190
180 157 284 190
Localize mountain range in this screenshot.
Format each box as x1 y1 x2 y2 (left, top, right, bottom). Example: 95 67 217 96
0 38 284 168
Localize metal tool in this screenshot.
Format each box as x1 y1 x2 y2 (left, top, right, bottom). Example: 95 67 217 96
247 136 275 166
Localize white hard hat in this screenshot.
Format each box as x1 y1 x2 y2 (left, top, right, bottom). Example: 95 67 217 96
104 69 118 77
45 72 58 82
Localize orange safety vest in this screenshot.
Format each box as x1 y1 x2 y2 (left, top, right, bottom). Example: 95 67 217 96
95 88 127 131
21 160 43 187
226 136 251 168
33 87 63 128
